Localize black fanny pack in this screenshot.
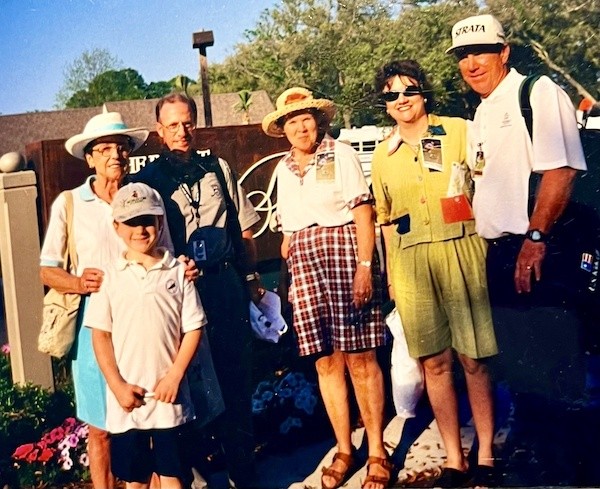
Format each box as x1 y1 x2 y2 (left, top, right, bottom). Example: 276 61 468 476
187 226 232 268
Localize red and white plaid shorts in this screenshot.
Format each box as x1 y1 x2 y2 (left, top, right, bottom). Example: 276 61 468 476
287 224 386 356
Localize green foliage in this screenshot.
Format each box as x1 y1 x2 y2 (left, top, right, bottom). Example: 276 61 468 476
172 74 202 96
65 68 148 108
0 346 76 488
209 0 598 125
487 0 599 101
55 48 123 109
234 90 253 124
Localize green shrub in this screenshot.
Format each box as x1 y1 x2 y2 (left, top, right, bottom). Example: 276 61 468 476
0 345 78 488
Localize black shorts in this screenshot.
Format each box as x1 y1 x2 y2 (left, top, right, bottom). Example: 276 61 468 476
111 426 187 483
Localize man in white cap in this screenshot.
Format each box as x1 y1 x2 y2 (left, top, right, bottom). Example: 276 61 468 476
448 13 588 485
447 13 586 295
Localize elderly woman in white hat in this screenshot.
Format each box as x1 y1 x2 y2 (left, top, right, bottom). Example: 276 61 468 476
262 88 391 489
39 109 155 489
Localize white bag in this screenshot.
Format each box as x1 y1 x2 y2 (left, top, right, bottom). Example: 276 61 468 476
386 307 424 418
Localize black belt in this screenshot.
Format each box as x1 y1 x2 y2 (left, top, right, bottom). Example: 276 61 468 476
198 260 233 276
485 234 524 246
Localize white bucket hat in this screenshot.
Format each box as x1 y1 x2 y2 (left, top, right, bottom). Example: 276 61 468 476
446 14 506 54
65 105 149 160
262 87 336 138
249 290 289 343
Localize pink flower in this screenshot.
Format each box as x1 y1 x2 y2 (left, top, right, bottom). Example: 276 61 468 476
66 434 79 448
12 443 34 460
79 453 90 467
60 455 73 471
1 343 9 354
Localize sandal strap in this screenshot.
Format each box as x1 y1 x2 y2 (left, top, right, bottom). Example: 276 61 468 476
366 456 394 472
362 457 394 488
333 452 354 467
321 451 355 489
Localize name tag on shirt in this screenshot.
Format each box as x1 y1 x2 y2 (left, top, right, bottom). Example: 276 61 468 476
316 153 336 182
421 137 443 172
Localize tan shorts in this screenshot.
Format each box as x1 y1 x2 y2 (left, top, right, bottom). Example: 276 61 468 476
389 233 497 359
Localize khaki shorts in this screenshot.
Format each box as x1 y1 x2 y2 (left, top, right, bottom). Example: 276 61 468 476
389 233 497 359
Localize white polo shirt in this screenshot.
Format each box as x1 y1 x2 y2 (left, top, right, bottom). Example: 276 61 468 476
468 68 586 239
84 250 206 434
276 137 372 234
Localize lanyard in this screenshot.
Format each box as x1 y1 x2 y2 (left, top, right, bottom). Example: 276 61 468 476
179 182 202 226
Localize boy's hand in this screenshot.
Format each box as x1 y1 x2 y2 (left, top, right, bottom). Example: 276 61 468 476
113 383 146 412
154 372 182 404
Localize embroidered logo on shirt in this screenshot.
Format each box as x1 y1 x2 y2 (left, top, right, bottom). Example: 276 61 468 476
166 279 178 295
500 112 512 129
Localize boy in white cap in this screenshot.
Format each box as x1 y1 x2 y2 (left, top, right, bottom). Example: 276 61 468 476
85 182 206 489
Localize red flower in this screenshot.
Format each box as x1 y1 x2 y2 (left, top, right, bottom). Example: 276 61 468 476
48 426 65 443
62 417 77 430
26 448 39 463
12 443 34 460
38 447 54 463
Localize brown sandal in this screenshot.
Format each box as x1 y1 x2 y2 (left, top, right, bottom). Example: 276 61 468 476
362 456 394 489
321 451 355 489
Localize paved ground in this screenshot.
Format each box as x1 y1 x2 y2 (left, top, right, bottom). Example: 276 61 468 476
200 383 600 489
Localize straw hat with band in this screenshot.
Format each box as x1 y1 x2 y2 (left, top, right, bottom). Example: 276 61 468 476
262 87 336 138
65 106 149 160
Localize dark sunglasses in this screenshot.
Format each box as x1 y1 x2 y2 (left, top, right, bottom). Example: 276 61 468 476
381 86 423 102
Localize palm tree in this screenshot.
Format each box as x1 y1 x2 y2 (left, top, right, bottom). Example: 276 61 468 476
234 90 253 124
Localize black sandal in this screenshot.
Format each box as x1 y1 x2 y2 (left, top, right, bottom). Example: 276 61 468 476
471 464 501 488
435 467 471 488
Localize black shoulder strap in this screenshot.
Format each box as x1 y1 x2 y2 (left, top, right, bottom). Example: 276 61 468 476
519 74 543 140
519 74 544 213
200 155 249 272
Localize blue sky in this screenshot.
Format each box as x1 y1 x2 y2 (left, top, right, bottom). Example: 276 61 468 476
0 0 278 115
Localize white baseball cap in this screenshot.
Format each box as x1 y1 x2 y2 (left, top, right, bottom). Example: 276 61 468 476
112 183 164 223
446 14 506 54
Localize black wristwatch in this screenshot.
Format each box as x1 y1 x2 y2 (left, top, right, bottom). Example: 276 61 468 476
525 229 547 243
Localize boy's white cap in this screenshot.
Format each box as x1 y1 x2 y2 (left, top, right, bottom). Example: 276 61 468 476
446 14 506 54
112 182 164 222
249 290 288 343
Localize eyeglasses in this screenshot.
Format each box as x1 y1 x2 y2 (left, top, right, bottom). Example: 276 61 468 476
381 86 423 102
160 121 196 134
92 144 131 158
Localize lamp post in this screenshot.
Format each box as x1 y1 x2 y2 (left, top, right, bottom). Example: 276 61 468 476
193 30 214 127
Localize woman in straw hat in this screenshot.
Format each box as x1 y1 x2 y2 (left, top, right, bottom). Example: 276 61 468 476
39 108 171 488
263 87 392 489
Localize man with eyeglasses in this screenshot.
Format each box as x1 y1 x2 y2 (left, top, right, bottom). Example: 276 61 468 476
448 14 589 485
132 92 260 488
